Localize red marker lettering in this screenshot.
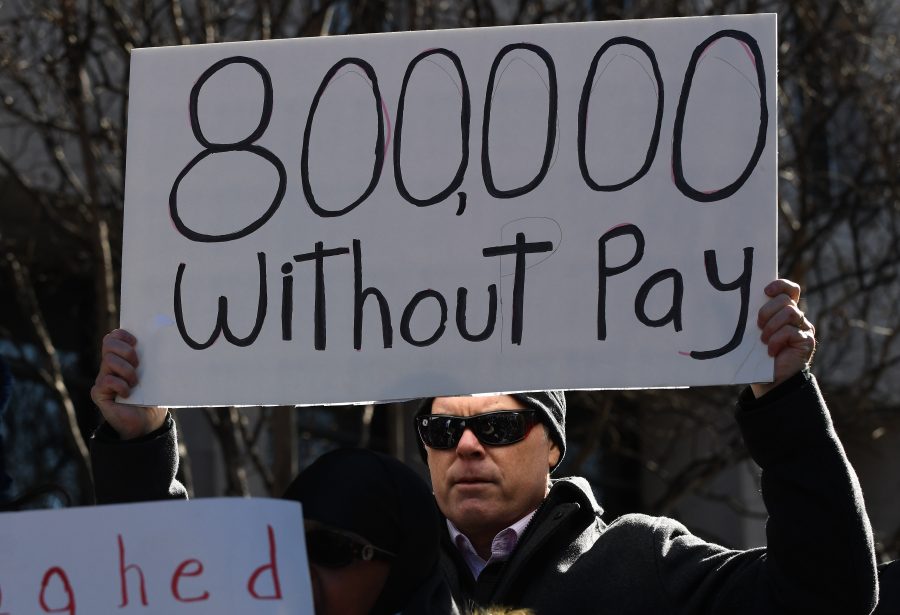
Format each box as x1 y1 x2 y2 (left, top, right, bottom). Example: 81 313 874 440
171 559 210 602
117 534 148 606
247 525 282 600
39 566 76 615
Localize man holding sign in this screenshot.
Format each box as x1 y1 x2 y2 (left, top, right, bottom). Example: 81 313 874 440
90 278 878 614
411 280 877 613
94 13 878 613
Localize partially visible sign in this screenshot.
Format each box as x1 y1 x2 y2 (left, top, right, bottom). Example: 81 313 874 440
0 499 313 614
121 14 777 407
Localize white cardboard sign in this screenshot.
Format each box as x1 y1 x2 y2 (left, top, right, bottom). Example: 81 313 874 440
0 499 313 614
121 15 777 407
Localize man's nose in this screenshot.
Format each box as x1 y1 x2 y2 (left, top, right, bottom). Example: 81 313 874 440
456 428 485 456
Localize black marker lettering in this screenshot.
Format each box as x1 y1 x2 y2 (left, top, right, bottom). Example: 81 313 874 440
294 242 350 350
302 58 384 217
170 57 286 242
456 192 467 216
174 252 268 349
482 44 557 198
456 285 497 342
578 37 663 192
353 239 393 349
483 232 554 345
597 224 645 340
690 247 754 359
281 262 293 341
635 268 684 331
394 49 470 208
400 290 448 347
673 30 767 202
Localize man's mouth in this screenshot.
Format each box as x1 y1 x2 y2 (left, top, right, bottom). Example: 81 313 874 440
453 476 493 486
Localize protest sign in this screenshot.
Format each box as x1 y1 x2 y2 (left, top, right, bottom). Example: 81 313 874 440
121 14 777 407
0 498 312 614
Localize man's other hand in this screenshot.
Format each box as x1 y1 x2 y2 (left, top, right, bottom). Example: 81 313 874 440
751 279 816 398
90 329 167 439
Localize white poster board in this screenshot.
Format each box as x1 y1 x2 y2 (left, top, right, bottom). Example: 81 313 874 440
121 14 777 407
0 499 313 614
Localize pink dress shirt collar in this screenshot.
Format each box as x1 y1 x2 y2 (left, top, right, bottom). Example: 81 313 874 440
447 509 537 579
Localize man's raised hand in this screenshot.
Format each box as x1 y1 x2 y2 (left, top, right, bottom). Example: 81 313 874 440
90 329 167 439
750 279 816 398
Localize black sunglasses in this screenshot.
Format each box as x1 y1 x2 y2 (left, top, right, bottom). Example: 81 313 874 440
416 409 540 449
305 527 396 569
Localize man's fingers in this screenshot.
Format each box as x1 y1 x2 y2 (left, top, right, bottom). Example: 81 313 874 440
760 304 807 343
757 293 793 329
99 352 139 387
766 325 816 357
105 328 137 347
803 316 816 338
765 279 801 302
91 374 132 403
100 335 139 369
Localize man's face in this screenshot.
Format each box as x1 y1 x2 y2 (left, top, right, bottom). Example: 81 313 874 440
425 395 560 541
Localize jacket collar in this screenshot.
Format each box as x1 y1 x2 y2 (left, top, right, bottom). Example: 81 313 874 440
548 475 604 518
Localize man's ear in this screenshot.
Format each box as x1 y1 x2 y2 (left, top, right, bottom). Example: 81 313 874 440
548 440 561 469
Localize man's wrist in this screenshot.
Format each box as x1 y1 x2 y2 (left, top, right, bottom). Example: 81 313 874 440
736 370 833 468
749 381 775 399
117 420 165 441
740 369 811 410
102 412 171 443
749 366 812 400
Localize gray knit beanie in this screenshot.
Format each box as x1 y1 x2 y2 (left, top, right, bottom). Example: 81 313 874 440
414 390 566 472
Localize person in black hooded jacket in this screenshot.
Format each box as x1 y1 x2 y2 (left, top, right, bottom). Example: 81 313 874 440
91 430 457 614
282 447 455 615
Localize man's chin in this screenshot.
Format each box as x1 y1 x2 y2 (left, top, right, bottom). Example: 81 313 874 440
449 496 500 525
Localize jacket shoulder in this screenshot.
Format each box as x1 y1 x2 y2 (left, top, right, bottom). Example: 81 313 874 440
603 512 688 537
